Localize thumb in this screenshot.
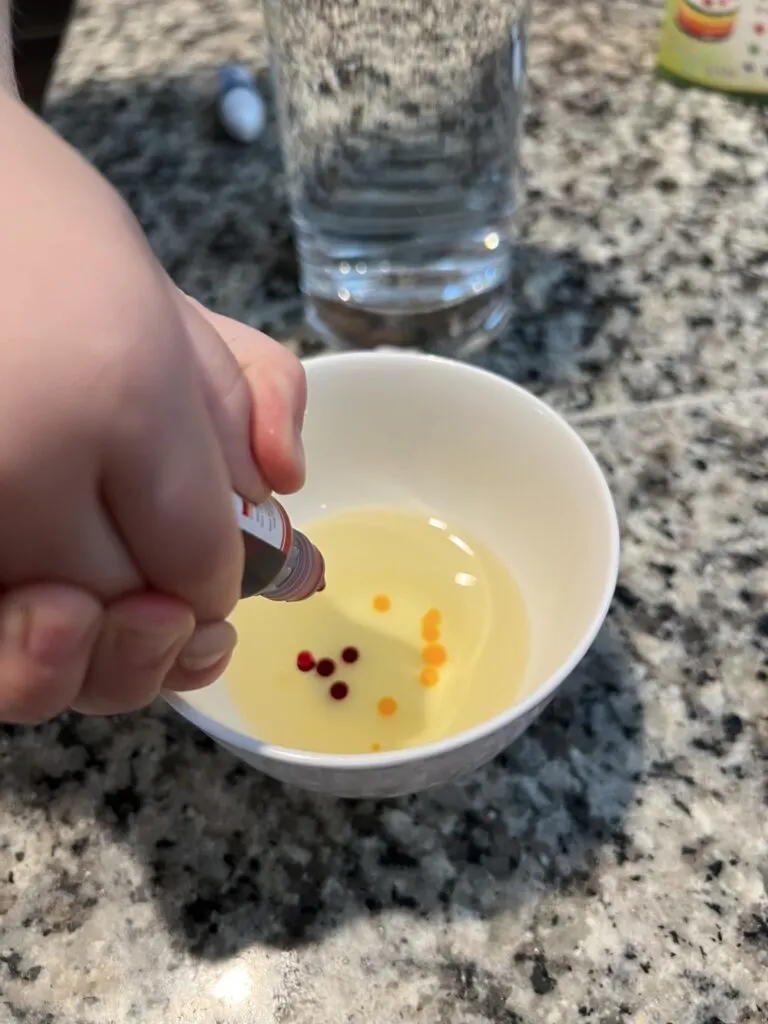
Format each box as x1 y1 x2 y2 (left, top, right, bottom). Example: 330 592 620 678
177 292 307 500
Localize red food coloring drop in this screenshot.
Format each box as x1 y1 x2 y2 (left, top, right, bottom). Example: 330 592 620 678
316 658 335 678
341 646 359 664
330 681 349 701
296 650 315 672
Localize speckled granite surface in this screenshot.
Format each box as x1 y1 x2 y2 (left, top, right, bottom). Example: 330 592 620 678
1 1 767 1022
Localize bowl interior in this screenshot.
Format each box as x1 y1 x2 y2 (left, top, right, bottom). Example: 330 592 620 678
181 352 618 749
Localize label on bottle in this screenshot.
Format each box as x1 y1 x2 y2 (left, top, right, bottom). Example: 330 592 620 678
233 495 293 555
657 0 768 95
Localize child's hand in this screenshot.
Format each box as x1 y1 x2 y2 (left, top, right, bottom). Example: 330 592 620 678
0 93 306 721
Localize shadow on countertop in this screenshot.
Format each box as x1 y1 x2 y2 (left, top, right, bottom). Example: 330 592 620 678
0 617 644 960
43 71 639 396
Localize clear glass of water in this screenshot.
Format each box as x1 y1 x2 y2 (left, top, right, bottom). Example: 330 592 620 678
264 0 531 355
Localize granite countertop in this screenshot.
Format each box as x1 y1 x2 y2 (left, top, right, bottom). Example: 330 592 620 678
2 1 767 1021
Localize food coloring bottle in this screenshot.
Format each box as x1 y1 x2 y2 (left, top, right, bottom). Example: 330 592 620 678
233 494 325 602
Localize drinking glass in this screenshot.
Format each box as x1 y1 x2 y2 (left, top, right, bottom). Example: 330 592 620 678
264 0 531 355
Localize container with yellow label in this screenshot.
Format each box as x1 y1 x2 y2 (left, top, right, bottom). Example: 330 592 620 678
658 0 768 95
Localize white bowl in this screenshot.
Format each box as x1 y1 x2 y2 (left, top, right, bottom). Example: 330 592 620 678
165 351 619 798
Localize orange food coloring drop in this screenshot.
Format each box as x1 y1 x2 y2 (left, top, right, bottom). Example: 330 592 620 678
420 667 440 688
373 595 391 613
421 623 440 643
421 609 442 642
377 696 398 717
422 643 447 667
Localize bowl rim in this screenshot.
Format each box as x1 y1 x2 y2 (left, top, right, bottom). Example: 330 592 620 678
164 349 620 772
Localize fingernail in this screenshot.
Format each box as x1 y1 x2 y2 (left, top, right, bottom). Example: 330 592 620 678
292 422 306 476
114 625 186 671
278 373 305 475
178 622 237 672
293 389 307 433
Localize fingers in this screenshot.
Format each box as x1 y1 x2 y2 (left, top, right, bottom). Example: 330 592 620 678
175 295 269 504
75 605 236 714
71 593 195 715
101 318 244 624
0 584 235 722
101 293 307 625
0 585 102 723
180 293 308 498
